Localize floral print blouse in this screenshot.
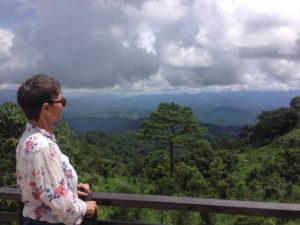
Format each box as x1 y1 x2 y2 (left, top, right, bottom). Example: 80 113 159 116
16 123 87 225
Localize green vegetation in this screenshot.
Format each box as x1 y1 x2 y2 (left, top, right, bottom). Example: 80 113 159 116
139 102 207 177
1 100 300 224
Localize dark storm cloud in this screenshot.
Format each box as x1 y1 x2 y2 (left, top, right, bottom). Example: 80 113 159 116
1 0 300 91
240 46 283 59
1 0 159 88
243 14 287 33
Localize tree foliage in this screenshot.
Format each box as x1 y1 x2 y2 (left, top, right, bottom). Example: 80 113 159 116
290 96 300 114
53 122 80 164
250 107 299 142
0 102 26 187
144 150 169 182
0 102 26 142
2 97 300 224
139 102 206 177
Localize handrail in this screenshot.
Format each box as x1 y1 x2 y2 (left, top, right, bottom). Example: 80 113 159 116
93 192 300 218
2 188 300 225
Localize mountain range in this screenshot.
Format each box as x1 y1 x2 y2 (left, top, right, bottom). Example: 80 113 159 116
1 89 299 136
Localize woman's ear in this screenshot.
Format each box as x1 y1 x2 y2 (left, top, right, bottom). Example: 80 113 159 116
41 103 51 115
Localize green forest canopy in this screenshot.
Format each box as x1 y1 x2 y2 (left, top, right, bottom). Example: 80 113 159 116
1 99 300 225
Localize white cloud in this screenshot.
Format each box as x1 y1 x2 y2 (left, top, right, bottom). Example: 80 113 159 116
140 0 187 23
194 0 300 53
124 0 188 25
0 27 19 77
265 59 300 82
242 70 292 91
0 27 13 53
241 27 298 55
162 41 212 69
241 58 300 91
136 30 157 55
129 68 171 92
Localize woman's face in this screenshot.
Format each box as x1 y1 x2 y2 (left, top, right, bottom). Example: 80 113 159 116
48 93 65 122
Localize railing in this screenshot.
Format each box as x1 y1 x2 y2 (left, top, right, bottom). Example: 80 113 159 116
2 188 300 225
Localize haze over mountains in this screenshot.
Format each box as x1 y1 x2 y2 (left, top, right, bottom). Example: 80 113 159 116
2 89 299 136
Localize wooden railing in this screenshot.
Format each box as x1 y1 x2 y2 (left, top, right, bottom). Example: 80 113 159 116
2 187 300 225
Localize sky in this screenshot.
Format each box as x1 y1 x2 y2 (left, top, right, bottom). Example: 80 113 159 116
1 0 300 93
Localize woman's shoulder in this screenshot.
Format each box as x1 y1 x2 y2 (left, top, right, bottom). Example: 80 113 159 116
21 132 54 153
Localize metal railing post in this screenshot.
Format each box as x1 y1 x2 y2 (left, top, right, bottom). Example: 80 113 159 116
16 200 24 225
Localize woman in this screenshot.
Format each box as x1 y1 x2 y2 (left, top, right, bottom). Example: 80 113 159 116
16 74 97 225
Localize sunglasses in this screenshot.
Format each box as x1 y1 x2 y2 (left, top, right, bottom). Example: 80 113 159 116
48 97 67 107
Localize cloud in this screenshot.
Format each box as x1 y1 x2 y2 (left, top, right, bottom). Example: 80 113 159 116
124 0 188 25
1 0 300 92
0 27 13 53
136 30 157 55
16 0 37 15
0 26 30 84
162 41 212 68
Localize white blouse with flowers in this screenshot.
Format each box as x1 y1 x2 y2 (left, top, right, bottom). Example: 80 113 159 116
16 123 87 225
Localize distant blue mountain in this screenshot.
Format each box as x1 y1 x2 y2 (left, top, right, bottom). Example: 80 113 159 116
0 89 16 103
205 106 249 115
62 90 300 126
1 89 299 128
63 116 142 133
62 116 241 138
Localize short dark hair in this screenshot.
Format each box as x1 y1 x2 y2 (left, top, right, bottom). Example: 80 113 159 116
17 74 61 120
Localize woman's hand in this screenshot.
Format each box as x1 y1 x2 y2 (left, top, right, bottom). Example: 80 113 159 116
78 183 91 197
85 200 97 218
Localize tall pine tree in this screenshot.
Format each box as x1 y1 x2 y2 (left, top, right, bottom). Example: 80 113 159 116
139 102 206 177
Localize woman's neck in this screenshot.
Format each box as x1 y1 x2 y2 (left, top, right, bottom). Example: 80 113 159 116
29 118 53 133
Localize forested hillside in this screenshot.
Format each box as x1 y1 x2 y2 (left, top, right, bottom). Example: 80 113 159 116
1 97 300 225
